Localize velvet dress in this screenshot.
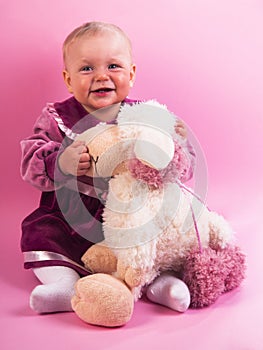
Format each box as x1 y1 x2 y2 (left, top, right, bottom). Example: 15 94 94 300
20 96 195 276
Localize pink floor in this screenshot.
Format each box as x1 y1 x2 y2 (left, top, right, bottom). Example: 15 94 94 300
1 179 262 350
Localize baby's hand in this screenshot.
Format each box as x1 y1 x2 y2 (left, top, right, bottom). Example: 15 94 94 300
58 140 91 176
175 120 187 139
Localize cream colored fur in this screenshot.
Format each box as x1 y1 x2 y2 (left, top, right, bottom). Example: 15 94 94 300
79 101 234 300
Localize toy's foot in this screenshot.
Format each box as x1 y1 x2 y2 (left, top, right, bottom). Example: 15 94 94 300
219 245 246 292
72 273 134 327
146 272 190 312
182 246 246 308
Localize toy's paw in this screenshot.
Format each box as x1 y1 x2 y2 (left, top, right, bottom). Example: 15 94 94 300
72 273 134 327
124 267 143 289
81 244 117 274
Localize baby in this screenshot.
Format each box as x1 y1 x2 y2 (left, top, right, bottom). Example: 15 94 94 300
20 21 195 314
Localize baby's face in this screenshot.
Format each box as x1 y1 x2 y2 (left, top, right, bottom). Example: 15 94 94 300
63 31 136 114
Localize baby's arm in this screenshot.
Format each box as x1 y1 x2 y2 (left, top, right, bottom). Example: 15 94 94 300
21 106 80 191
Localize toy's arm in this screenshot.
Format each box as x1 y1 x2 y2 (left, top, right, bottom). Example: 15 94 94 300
81 244 118 274
82 245 144 288
116 261 144 289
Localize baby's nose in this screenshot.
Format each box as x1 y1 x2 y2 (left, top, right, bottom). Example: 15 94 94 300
94 69 109 81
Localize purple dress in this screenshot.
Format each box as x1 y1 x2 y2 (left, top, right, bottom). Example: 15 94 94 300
20 96 195 276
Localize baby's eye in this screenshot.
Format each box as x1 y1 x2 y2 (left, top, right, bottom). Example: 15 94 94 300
108 64 120 70
80 66 93 72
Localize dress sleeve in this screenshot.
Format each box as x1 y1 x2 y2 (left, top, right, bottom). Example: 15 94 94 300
20 106 72 191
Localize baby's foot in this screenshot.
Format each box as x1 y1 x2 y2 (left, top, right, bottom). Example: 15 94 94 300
146 272 190 312
30 282 75 314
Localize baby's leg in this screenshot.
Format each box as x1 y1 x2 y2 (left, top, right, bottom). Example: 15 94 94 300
30 266 80 314
146 271 190 312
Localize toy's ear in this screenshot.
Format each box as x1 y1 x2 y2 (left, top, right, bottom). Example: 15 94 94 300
117 100 176 170
134 126 175 170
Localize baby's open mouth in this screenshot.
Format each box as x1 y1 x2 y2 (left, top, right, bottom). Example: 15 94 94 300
92 88 114 93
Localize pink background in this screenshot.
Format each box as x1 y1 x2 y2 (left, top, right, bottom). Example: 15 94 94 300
1 1 262 349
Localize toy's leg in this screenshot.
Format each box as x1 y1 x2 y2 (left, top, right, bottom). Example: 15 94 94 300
30 266 80 314
220 245 246 292
146 271 190 312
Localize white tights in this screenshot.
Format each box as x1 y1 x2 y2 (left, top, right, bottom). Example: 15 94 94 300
30 266 80 314
146 271 190 312
30 267 190 314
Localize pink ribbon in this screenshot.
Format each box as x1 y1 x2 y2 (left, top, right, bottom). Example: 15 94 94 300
176 180 210 254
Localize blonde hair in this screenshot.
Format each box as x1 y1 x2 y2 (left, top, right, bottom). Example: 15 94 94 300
63 21 133 66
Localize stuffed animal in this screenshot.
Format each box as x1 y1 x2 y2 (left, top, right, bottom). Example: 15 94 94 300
71 101 246 327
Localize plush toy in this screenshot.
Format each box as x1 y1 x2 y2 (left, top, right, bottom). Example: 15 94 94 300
71 101 246 327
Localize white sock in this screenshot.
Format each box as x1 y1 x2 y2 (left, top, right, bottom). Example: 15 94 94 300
30 266 80 314
146 272 190 312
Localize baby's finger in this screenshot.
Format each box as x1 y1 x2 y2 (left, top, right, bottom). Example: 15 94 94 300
73 141 88 153
78 161 91 170
77 169 90 176
80 146 89 154
79 152 90 162
74 141 88 155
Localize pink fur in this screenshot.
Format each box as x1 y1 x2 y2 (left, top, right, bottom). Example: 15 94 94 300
182 245 246 308
129 138 190 187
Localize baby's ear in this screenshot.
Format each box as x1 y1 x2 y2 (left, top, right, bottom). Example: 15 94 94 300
62 70 74 94
134 126 175 170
